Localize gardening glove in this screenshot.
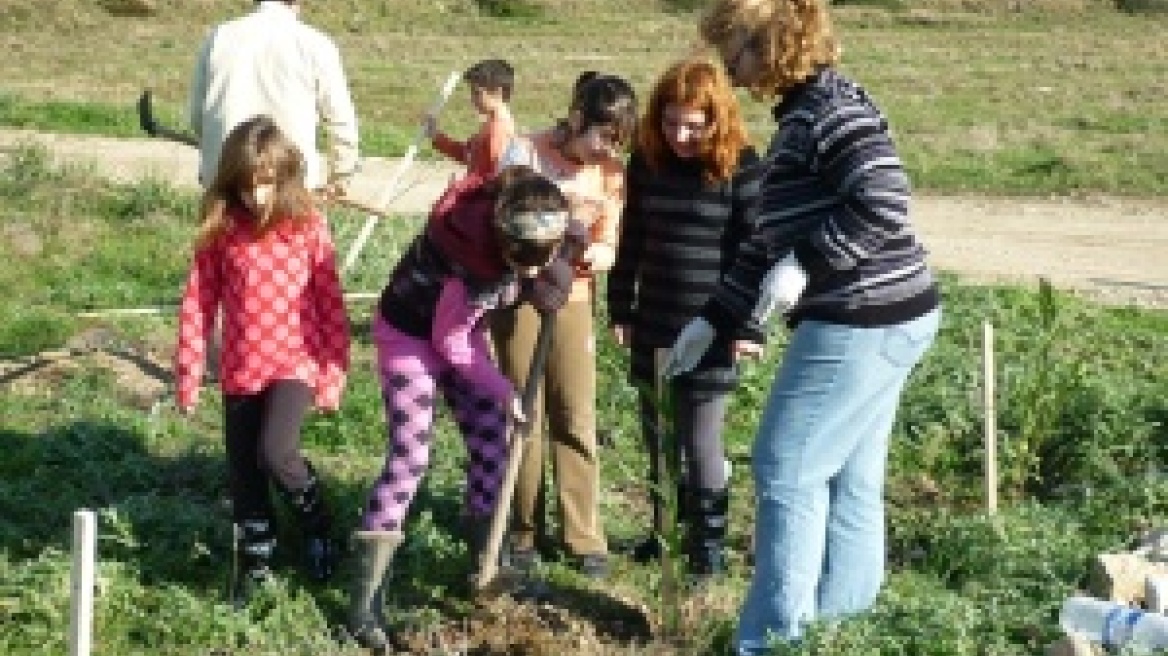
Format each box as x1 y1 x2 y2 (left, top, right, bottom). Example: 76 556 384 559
752 253 808 323
661 317 716 378
527 258 573 312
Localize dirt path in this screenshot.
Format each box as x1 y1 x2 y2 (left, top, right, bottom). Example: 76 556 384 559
3 128 1166 309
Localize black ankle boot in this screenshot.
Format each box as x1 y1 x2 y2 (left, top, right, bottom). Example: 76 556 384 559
282 465 337 581
686 488 729 579
233 517 276 608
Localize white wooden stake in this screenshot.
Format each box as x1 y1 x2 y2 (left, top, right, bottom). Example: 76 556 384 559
69 509 96 656
341 71 461 275
982 321 998 513
75 291 383 318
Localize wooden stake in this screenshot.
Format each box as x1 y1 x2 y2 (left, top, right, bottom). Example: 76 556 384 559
654 347 680 639
75 292 381 318
69 509 96 656
341 71 460 275
983 321 998 513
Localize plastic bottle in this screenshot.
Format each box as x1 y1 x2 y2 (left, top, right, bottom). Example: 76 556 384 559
1059 595 1168 652
1147 575 1168 615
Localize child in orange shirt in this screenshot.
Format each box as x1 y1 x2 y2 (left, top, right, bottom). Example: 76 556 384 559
424 59 517 180
175 115 350 605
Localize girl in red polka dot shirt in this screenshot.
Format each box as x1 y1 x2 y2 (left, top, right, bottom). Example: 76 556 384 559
174 115 350 604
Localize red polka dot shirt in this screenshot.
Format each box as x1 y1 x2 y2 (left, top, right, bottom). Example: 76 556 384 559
175 209 350 411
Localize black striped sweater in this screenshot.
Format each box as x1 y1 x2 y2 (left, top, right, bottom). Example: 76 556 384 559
702 68 940 335
608 146 765 394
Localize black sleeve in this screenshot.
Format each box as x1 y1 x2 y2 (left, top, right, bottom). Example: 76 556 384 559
724 147 767 343
606 150 647 326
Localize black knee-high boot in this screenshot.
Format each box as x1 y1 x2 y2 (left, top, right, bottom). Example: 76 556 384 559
234 516 276 607
279 463 338 581
686 488 728 579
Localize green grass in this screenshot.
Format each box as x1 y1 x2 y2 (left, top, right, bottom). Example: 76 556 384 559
0 1 1166 195
1 142 1165 653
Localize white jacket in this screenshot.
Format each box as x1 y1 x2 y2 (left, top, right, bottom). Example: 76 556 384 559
188 1 359 189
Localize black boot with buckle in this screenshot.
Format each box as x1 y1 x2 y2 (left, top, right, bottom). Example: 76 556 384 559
233 516 276 608
280 463 338 581
686 487 729 582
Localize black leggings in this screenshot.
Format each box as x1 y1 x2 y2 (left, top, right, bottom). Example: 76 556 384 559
223 380 313 522
638 386 729 493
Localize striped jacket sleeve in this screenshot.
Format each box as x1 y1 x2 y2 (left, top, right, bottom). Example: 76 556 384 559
724 149 768 344
802 101 910 271
704 95 908 333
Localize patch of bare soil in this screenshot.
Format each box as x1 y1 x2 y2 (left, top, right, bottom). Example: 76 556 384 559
0 326 171 409
390 578 743 655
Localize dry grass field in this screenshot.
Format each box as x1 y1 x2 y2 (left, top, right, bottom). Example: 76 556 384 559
2 0 1166 194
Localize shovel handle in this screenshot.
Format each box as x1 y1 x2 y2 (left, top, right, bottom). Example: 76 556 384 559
472 308 554 590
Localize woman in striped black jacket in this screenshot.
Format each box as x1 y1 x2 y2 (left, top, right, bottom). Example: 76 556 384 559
663 0 942 651
607 57 765 580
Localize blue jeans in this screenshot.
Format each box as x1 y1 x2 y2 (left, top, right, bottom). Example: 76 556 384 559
735 310 940 654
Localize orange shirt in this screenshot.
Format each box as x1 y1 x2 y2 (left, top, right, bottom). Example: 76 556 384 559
175 209 350 411
432 108 516 180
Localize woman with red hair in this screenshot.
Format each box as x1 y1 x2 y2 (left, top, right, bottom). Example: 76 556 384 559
607 57 765 581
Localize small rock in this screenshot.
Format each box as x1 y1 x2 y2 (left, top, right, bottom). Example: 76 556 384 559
1046 634 1103 656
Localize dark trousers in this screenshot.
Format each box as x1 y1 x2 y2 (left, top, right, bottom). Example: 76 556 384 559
638 386 729 496
223 380 313 522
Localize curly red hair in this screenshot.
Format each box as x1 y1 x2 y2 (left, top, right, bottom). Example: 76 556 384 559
638 57 749 185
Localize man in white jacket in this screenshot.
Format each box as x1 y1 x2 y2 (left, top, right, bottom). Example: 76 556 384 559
188 0 359 191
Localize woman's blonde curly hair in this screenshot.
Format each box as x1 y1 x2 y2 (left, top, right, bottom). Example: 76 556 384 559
700 0 840 99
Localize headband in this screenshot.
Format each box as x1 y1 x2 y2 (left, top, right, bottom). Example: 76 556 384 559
498 210 569 242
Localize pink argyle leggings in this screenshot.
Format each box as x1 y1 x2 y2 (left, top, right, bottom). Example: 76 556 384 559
360 318 509 532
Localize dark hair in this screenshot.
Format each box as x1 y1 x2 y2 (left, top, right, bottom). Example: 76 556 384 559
464 58 515 102
569 74 638 149
494 165 569 268
572 71 600 95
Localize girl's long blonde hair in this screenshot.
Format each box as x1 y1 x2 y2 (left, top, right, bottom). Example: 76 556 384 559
638 57 749 184
196 115 315 248
700 0 840 99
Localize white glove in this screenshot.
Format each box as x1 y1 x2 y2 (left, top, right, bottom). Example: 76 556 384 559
752 253 808 323
661 317 716 379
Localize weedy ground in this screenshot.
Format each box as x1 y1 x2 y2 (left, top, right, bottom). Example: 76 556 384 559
0 142 1164 654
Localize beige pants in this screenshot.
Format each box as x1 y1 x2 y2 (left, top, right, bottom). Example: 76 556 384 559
490 299 606 557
